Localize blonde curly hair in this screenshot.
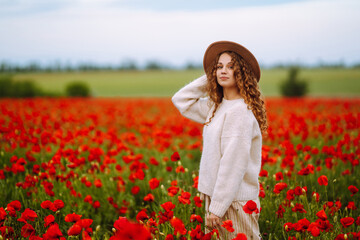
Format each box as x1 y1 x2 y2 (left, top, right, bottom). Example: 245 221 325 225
204 51 268 135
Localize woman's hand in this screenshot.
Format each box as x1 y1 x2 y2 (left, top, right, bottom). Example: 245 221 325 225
206 212 221 228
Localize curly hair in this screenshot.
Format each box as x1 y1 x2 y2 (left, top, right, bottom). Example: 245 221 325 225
204 51 268 135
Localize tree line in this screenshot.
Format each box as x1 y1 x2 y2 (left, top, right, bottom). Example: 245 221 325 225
0 60 358 73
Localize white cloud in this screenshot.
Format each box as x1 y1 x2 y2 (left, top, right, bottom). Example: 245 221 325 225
0 0 359 66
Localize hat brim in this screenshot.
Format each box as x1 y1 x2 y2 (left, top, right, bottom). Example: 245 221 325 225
203 41 261 82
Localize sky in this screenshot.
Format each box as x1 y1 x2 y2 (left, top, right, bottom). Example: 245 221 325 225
0 0 359 68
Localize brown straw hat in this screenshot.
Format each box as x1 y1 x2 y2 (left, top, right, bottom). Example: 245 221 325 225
203 40 261 82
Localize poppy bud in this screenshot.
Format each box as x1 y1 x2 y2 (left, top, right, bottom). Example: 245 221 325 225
96 225 101 232
344 234 348 239
333 179 337 183
112 228 116 233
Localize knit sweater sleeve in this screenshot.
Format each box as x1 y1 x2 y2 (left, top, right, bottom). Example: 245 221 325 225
209 108 253 217
171 75 211 124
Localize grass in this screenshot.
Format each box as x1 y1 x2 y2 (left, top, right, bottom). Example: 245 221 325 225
12 68 360 97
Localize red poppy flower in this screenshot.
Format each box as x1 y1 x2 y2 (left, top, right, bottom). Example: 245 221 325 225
276 204 285 218
0 170 5 180
68 224 82 236
293 218 310 232
221 220 235 232
178 191 191 204
292 203 307 213
43 223 63 239
149 157 159 166
93 200 100 209
176 165 185 173
21 223 35 238
348 185 358 196
189 224 204 239
297 167 310 176
193 196 202 208
171 152 180 161
243 200 259 214
20 208 38 221
190 214 203 223
259 170 268 177
131 186 140 195
356 216 360 226
7 200 21 211
149 178 160 190
84 195 93 204
0 207 7 221
307 223 320 237
94 179 102 188
53 200 64 210
275 172 283 181
318 175 328 186
273 182 288 194
77 219 93 229
65 213 82 222
232 233 248 240
144 193 155 202
111 217 151 240
192 176 199 188
44 215 55 227
41 200 53 210
136 210 149 222
312 191 320 202
316 210 327 220
284 222 293 232
161 202 175 212
170 217 187 235
167 186 179 197
0 226 14 238
340 217 354 228
294 186 305 196
346 201 356 210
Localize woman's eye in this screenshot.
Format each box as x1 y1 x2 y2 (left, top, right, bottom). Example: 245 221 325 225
217 66 222 69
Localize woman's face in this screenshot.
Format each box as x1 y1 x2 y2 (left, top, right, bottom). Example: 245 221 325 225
216 53 237 90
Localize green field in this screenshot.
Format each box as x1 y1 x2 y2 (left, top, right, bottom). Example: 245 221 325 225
13 68 360 97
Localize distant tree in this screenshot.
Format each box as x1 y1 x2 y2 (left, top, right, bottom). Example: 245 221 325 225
65 81 91 97
0 75 13 97
145 61 163 70
280 66 308 97
185 62 201 70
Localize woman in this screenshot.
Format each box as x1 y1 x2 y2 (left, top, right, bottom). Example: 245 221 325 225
172 41 267 239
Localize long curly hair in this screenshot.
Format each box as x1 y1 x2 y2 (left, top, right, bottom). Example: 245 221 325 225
204 51 268 135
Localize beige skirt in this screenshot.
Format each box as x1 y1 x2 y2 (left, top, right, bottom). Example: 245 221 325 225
201 193 262 240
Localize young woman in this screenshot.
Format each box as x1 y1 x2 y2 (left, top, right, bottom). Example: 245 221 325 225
172 41 267 239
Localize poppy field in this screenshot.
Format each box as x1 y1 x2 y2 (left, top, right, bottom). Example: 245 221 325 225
0 97 359 240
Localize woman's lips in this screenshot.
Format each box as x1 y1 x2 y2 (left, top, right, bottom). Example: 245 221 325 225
220 77 229 80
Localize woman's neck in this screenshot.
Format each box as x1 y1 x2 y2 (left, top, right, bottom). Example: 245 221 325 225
223 88 243 100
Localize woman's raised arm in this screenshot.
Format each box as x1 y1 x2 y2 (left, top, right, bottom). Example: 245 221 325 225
171 74 212 124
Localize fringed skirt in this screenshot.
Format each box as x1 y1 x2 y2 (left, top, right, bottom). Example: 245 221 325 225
200 193 262 240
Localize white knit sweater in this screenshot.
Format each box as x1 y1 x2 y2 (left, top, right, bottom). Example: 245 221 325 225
172 74 262 218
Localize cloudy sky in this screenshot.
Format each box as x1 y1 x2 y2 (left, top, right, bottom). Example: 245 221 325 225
1 0 359 68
